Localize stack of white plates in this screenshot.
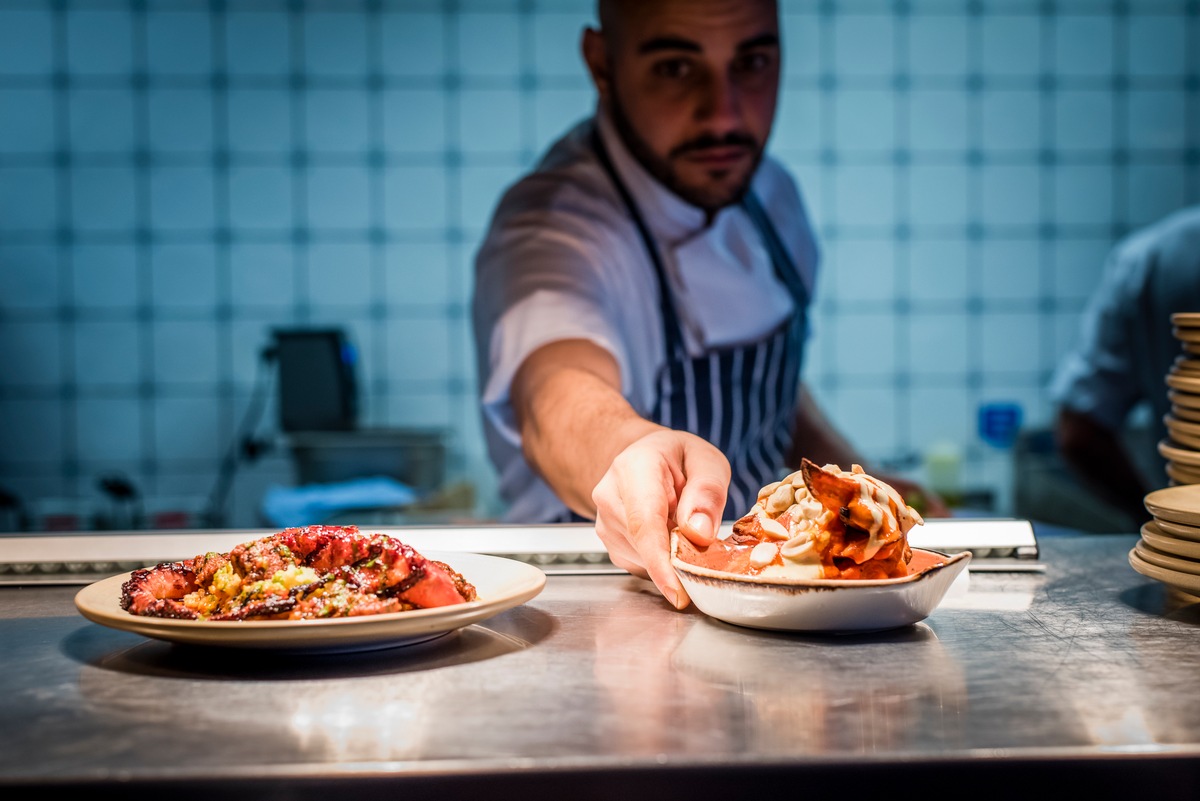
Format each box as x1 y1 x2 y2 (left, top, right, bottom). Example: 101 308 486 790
1132 484 1200 595
1159 312 1200 485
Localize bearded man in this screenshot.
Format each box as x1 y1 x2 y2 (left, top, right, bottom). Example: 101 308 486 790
472 0 946 609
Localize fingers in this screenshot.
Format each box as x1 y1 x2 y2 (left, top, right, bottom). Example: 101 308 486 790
623 509 686 609
592 501 650 580
610 446 687 609
673 440 730 547
591 431 732 610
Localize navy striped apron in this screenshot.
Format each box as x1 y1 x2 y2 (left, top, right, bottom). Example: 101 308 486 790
591 129 810 520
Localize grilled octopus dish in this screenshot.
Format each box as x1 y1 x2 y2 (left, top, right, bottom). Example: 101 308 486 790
120 525 476 620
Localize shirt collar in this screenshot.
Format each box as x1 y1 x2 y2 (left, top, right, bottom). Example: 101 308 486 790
595 107 717 247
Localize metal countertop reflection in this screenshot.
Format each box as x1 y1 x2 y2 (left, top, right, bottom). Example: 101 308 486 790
1 533 1198 800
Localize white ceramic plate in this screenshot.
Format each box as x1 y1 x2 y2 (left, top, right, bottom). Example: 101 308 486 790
74 551 546 653
1169 390 1200 411
1141 521 1200 560
1144 483 1200 527
1158 439 1200 468
671 534 971 633
1129 548 1200 597
1134 540 1200 577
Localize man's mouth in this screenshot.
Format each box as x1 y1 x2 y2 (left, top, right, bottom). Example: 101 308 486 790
679 145 753 167
671 134 757 170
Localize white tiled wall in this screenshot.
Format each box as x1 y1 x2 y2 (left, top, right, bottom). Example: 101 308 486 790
1 0 1198 530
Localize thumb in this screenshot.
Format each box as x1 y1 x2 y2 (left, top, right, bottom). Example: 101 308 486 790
673 440 730 547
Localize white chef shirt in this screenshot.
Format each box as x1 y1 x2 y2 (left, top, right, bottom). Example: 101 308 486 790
472 108 820 523
1049 204 1200 473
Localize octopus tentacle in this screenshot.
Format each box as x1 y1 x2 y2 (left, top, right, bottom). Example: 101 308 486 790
120 525 476 621
120 562 200 619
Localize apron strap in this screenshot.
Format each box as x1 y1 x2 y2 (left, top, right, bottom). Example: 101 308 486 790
590 127 685 355
740 190 809 310
577 122 809 524
592 125 807 350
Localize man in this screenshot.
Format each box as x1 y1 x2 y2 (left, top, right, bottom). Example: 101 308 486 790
473 0 945 609
1050 204 1200 527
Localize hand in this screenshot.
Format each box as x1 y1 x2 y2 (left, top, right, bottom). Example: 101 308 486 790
591 429 730 610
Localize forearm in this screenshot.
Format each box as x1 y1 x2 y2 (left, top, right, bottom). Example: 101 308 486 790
1056 408 1150 522
512 341 661 517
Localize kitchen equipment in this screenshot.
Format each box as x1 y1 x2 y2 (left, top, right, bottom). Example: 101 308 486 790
93 474 142 531
0 517 1039 586
0 488 26 533
273 328 358 432
285 427 448 493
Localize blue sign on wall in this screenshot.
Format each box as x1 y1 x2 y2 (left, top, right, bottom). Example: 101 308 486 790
979 402 1023 449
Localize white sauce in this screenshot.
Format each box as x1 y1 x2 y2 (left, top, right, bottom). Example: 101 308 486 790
747 463 924 575
748 491 826 578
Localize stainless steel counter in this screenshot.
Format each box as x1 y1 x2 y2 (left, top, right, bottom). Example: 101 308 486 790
2 530 1199 799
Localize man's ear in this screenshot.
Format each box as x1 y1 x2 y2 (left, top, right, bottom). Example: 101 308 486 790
581 26 611 105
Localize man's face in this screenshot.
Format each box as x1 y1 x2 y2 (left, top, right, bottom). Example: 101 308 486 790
586 0 781 214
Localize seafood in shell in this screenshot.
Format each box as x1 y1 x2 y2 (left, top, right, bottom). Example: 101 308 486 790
120 525 477 620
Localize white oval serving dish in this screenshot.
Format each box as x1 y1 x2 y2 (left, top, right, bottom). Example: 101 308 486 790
672 533 971 634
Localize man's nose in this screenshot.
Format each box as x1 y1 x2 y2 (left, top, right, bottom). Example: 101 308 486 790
695 72 742 130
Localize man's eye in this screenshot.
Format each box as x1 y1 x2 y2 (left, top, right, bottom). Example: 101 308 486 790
652 59 693 80
735 51 774 74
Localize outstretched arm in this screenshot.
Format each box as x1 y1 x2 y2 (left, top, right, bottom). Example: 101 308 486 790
1055 407 1150 525
512 339 728 608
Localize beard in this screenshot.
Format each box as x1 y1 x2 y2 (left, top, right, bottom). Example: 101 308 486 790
607 83 765 215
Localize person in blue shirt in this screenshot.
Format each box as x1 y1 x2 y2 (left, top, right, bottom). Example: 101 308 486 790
1050 205 1200 525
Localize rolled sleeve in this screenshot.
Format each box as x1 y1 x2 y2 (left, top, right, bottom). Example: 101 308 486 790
480 288 629 446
